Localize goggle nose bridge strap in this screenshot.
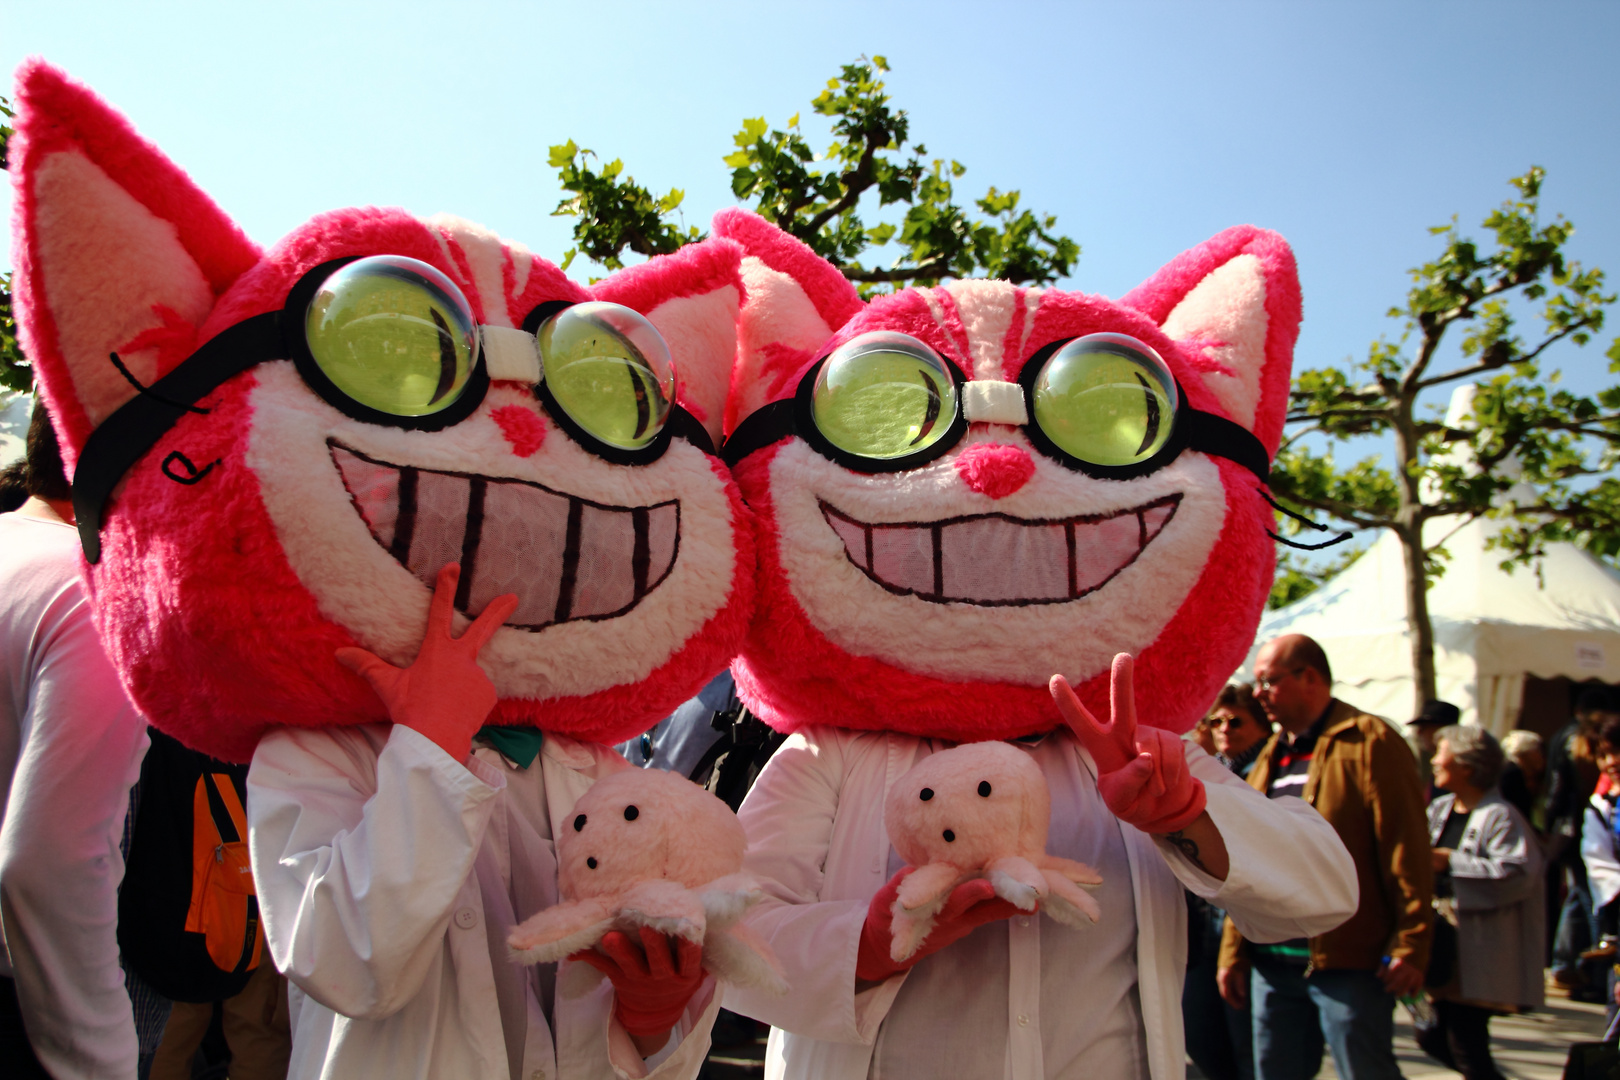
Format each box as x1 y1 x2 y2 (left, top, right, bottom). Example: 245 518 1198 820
961 380 1028 426
480 324 541 384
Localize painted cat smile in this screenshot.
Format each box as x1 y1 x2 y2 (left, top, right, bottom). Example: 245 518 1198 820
331 441 680 629
819 494 1179 606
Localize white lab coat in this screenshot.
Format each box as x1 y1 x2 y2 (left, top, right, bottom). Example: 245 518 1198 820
724 726 1358 1080
248 722 719 1080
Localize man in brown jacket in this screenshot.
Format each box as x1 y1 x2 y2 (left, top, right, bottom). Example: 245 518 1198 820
1217 634 1432 1080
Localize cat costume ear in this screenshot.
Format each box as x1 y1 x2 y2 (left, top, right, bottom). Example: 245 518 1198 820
711 209 863 437
1122 226 1301 457
10 58 260 473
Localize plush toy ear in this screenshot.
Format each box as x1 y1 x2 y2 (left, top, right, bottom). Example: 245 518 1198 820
1120 226 1300 456
591 238 745 448
9 59 261 474
710 209 864 436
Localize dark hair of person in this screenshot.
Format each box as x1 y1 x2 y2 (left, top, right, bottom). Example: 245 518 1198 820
0 457 28 512
1598 713 1620 751
1211 682 1271 732
1578 685 1620 719
24 403 70 501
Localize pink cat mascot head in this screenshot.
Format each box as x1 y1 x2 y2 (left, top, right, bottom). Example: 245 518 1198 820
714 209 1299 740
10 61 754 762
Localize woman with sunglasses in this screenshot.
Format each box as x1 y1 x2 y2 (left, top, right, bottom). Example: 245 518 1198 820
1185 686 1275 1080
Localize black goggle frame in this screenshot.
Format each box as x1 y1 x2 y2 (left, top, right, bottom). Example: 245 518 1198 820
720 335 1270 485
71 258 711 563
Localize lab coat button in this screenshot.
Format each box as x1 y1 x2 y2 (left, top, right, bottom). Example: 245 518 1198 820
454 907 478 929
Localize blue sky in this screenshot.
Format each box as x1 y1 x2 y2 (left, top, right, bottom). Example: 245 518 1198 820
4 0 1618 410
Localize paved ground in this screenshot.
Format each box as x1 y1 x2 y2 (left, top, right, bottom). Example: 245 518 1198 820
1212 981 1611 1080
705 982 1612 1079
1335 988 1609 1080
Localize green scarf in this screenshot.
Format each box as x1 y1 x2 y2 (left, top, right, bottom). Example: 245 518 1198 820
475 725 545 769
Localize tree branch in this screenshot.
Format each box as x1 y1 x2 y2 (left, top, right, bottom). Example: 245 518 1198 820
843 258 953 283
1415 320 1597 390
1284 407 1389 424
802 126 884 238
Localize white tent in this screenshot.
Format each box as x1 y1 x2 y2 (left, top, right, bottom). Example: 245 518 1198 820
1252 516 1620 735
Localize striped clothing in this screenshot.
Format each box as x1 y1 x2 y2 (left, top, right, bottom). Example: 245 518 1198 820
1252 705 1334 964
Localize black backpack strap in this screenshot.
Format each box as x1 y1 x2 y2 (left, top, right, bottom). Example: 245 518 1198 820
234 896 261 975
199 772 241 845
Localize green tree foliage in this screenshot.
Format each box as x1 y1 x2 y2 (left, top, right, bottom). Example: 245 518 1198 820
551 56 1077 292
0 94 28 393
547 141 701 272
1270 167 1620 706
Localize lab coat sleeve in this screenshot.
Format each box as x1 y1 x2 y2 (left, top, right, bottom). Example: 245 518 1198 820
724 731 895 1045
0 588 146 1080
248 723 504 1020
1164 748 1359 944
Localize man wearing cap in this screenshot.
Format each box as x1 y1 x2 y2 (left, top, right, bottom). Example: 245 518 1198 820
1409 701 1462 800
1218 633 1433 1080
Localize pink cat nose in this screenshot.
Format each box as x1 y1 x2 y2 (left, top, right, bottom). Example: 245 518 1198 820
955 443 1035 499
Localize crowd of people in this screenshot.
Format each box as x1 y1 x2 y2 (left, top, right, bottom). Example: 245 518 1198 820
1181 650 1620 1080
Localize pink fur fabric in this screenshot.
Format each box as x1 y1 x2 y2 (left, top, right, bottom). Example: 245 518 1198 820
718 211 1300 740
11 60 755 762
883 742 1101 961
507 770 786 995
954 443 1036 500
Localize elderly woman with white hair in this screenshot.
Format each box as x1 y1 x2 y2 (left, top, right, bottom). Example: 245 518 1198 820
1419 725 1545 1080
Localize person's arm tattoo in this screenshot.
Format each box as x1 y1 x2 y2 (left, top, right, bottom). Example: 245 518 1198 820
1165 830 1209 874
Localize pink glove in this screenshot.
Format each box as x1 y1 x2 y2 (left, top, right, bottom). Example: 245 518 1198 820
1050 653 1206 834
336 563 518 762
855 868 1022 982
571 927 706 1039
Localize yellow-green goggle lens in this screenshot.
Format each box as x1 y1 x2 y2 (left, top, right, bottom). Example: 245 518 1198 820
1032 333 1178 466
304 255 479 417
537 302 675 451
811 332 958 460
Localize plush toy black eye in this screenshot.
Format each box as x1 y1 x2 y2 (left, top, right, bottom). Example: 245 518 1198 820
573 814 587 832
586 857 598 869
942 829 955 843
978 781 992 797
623 805 640 821
919 788 934 801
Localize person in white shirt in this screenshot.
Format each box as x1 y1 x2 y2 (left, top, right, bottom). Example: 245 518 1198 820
0 407 150 1079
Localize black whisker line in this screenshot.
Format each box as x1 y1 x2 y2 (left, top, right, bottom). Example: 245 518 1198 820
1268 529 1354 551
108 352 211 415
1257 488 1336 533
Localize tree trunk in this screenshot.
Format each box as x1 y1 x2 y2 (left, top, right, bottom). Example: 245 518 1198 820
1397 523 1438 712
1392 387 1438 715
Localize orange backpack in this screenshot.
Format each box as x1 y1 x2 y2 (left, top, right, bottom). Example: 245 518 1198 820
184 771 264 974
119 730 262 1002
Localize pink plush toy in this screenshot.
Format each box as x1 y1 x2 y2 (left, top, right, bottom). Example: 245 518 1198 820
8 61 755 762
508 770 787 994
883 742 1101 961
